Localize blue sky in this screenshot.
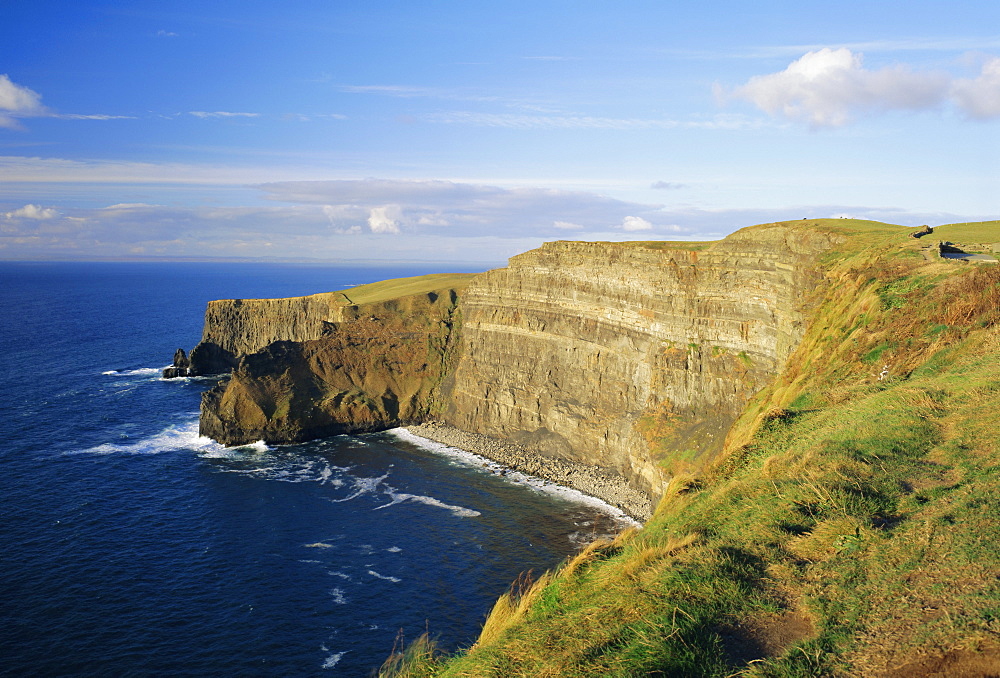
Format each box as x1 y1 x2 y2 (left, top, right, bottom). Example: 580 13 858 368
1 1 998 262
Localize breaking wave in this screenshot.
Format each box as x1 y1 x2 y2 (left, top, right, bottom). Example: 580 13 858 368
72 418 221 455
101 367 166 377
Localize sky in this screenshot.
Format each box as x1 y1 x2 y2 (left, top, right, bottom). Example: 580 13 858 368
1 0 998 263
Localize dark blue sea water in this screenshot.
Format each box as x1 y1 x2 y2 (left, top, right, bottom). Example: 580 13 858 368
0 262 633 677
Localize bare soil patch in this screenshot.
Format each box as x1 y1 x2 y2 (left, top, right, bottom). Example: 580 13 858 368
719 609 815 665
884 647 1000 677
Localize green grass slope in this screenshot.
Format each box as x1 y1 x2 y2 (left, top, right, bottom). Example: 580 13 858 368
379 220 1000 678
338 272 480 305
230 272 479 305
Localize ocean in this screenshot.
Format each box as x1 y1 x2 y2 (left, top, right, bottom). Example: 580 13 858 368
0 262 634 676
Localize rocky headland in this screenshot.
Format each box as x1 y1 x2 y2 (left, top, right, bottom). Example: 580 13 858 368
177 221 844 519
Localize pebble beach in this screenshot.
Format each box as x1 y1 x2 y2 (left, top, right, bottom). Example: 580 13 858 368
404 421 653 521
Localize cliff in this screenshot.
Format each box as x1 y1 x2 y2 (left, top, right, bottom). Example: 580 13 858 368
191 221 843 515
187 291 349 375
443 224 841 501
179 219 1000 675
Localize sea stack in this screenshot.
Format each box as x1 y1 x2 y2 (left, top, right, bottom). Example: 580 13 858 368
162 348 191 378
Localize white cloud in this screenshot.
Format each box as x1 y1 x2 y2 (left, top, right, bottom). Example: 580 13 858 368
3 204 58 220
429 111 766 131
416 213 450 226
0 76 138 128
650 181 685 190
728 48 950 127
189 111 260 119
952 57 1000 119
0 155 306 185
368 205 402 234
0 75 46 129
553 220 584 230
621 216 653 231
340 84 500 104
53 113 136 120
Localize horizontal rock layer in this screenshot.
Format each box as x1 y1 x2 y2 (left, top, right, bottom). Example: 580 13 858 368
444 226 840 499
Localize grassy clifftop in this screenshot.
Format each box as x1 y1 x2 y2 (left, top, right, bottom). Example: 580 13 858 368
380 220 1000 677
336 272 479 306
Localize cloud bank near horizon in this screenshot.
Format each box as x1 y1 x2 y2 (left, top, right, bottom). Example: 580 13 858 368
0 177 973 261
257 179 685 238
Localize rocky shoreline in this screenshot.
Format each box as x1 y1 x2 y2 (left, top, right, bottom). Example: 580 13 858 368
404 421 653 521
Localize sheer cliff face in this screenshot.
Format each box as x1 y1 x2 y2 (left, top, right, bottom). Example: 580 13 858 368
443 226 839 497
188 292 352 375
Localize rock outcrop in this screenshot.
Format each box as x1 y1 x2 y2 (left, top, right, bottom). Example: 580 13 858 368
198 285 466 445
190 222 843 514
162 348 191 378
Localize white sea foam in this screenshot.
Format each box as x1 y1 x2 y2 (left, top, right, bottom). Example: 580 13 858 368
388 428 490 469
72 418 222 456
101 367 165 377
388 428 640 527
387 546 402 553
329 587 347 604
304 542 336 549
329 472 390 503
374 491 482 518
320 646 347 669
156 374 216 382
201 448 360 495
367 569 402 583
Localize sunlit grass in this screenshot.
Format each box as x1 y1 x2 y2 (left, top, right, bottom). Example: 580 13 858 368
379 220 1000 677
337 273 479 305
229 272 478 304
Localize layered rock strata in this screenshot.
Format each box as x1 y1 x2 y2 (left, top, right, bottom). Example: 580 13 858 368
192 223 841 515
442 225 840 501
187 291 356 375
